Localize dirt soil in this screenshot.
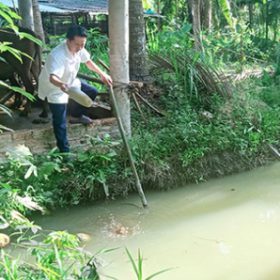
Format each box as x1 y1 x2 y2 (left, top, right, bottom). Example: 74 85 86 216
0 107 51 131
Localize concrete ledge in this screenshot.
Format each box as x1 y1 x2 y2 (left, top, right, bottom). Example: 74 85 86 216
0 117 119 158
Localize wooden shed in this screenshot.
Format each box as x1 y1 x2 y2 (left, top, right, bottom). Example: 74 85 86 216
38 0 109 35
3 0 161 35
1 0 109 35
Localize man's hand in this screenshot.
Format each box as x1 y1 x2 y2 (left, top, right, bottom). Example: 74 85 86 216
60 83 69 93
101 73 113 86
85 60 113 86
50 74 69 92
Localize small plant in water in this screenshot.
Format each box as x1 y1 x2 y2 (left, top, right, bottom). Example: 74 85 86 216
125 248 173 280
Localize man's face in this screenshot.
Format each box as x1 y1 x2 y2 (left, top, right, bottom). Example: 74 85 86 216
67 36 87 53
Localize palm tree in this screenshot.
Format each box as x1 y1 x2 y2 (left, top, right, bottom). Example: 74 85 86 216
109 0 131 135
18 0 34 30
189 0 202 50
32 0 45 43
129 0 150 81
202 0 213 31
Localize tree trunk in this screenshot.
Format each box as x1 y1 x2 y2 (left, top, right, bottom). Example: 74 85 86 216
212 0 221 30
216 0 236 31
109 0 131 136
18 0 34 30
129 0 150 81
32 0 45 43
265 1 269 41
273 18 278 42
202 0 212 32
248 2 253 30
156 0 162 31
190 0 202 50
186 0 193 23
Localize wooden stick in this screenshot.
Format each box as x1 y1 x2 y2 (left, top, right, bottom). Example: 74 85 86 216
131 92 146 121
134 91 165 116
77 73 103 84
268 144 280 159
109 85 148 207
97 59 110 72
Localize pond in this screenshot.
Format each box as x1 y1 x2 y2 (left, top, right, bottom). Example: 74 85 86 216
34 161 280 279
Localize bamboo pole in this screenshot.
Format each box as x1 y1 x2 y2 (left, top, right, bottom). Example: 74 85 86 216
109 85 148 207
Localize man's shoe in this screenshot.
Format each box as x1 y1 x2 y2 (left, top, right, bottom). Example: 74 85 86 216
69 115 93 125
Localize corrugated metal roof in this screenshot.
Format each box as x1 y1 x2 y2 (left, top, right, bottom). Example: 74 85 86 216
39 1 158 16
1 0 74 13
38 0 108 14
2 0 159 16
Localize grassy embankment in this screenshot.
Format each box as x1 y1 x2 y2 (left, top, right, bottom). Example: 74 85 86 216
1 27 280 209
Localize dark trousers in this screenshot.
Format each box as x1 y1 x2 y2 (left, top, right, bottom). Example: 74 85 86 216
49 103 69 153
49 81 98 153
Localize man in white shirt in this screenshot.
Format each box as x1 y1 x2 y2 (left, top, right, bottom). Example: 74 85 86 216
39 25 112 153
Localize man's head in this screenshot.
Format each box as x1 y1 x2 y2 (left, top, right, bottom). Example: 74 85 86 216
66 25 87 53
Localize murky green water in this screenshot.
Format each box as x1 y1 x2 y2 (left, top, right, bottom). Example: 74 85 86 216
35 162 280 280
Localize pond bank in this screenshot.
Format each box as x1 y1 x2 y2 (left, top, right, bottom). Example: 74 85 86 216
115 145 278 195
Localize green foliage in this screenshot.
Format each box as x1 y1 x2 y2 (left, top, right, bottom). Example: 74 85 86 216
203 30 270 68
217 0 236 31
149 25 231 111
82 28 109 91
0 155 104 279
148 23 193 53
0 135 121 208
130 77 279 185
256 73 280 107
0 230 102 280
0 80 36 102
0 103 13 133
0 3 20 29
85 28 109 65
29 231 84 279
274 42 280 75
0 2 42 133
65 135 120 203
131 26 280 186
0 152 44 234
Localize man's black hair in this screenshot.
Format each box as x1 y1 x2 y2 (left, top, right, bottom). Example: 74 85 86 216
66 25 87 40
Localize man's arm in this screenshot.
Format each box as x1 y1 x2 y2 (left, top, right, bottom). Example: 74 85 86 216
85 60 112 86
49 74 69 92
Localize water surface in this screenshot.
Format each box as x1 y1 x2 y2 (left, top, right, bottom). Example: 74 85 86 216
36 162 280 280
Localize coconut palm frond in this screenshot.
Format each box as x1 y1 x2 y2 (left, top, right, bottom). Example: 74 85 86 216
150 53 232 100
150 54 175 71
